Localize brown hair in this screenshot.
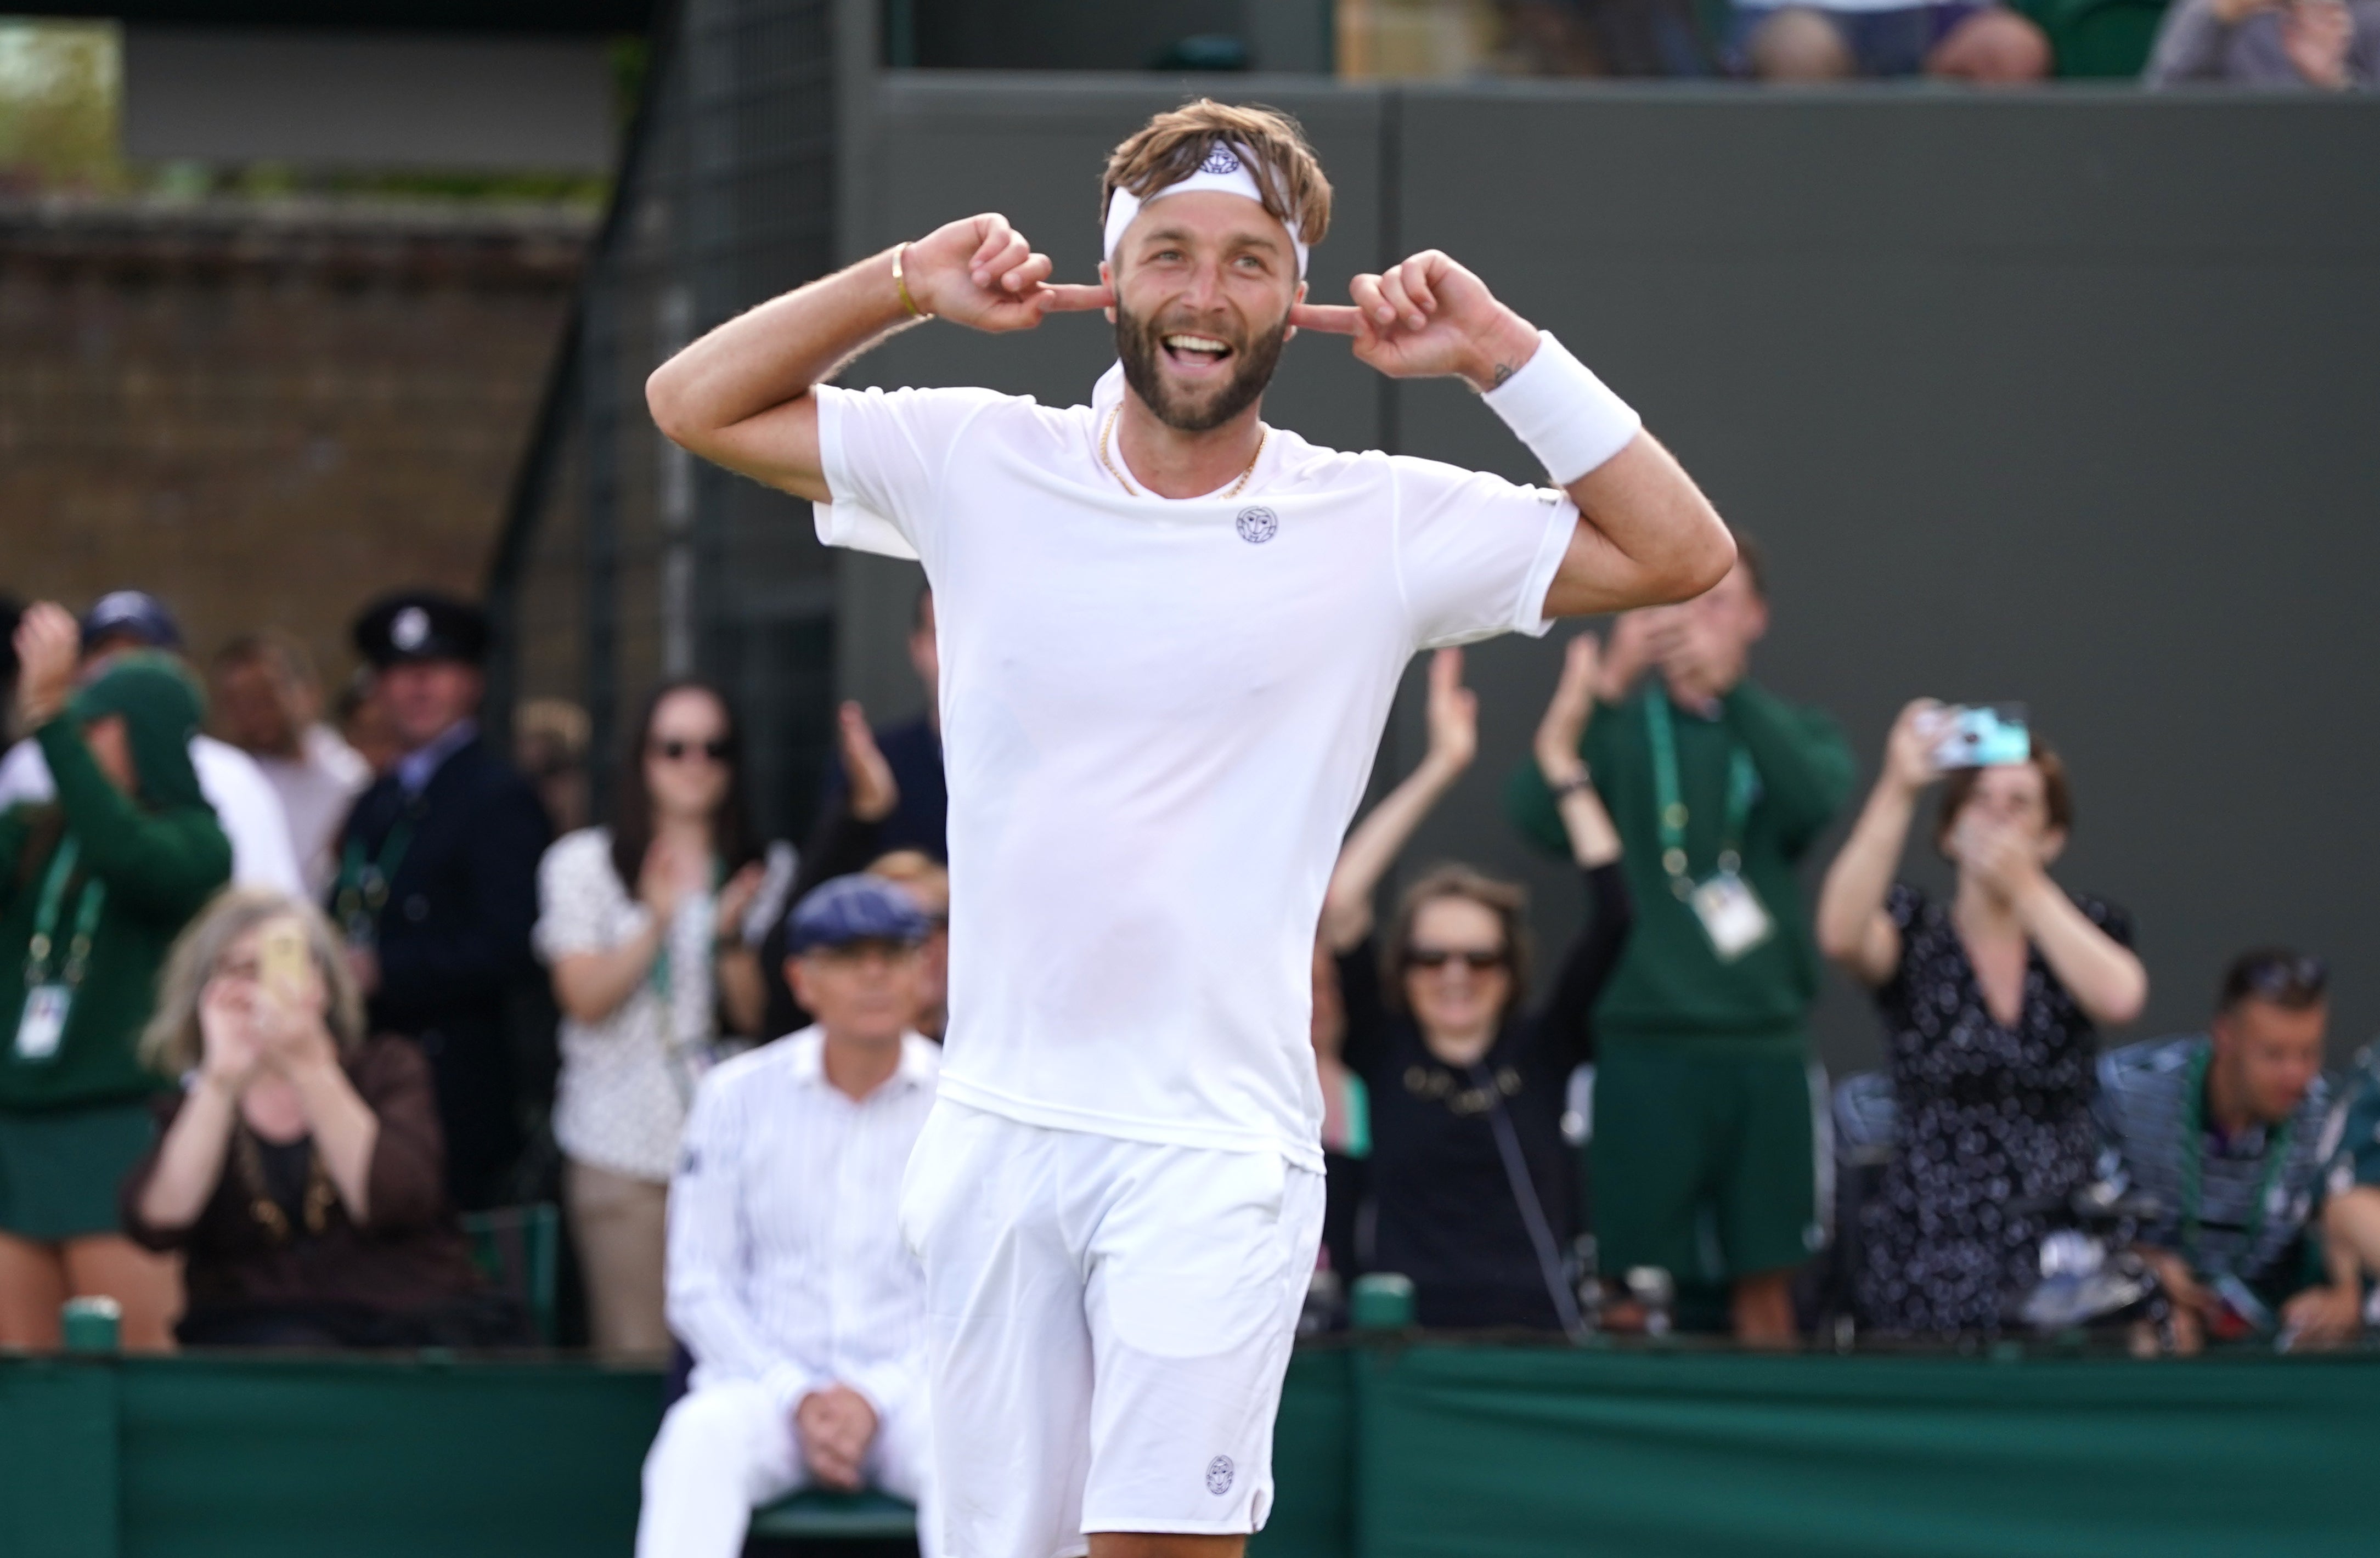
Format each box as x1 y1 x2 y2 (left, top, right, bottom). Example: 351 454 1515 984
1378 864 1533 1021
1934 741 2074 856
1101 100 1333 249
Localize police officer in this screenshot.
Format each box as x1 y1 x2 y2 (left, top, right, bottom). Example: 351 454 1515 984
333 591 549 1210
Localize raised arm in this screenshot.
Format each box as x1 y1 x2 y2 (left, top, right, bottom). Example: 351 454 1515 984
645 216 1110 501
1292 251 1734 616
1318 647 1475 954
1815 700 1938 987
1532 633 1621 870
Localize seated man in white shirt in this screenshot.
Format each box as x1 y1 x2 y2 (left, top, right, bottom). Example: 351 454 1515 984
639 874 941 1558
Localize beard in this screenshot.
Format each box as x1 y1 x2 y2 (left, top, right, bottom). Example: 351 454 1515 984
1114 300 1289 433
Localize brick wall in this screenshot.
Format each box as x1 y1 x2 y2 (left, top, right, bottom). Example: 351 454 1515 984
0 195 588 686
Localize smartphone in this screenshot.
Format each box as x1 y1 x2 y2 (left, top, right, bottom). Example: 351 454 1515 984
1928 703 2031 771
257 918 309 1001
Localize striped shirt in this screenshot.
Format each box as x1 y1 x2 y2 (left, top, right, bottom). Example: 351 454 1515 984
2093 1035 2331 1286
667 1027 937 1417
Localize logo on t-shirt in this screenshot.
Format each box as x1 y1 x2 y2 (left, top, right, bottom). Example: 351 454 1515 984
1200 144 1241 176
1206 1455 1235 1495
1235 506 1278 544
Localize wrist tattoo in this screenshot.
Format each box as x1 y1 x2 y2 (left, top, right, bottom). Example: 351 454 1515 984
1490 361 1517 388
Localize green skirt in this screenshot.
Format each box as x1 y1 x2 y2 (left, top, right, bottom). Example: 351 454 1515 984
0 1099 159 1241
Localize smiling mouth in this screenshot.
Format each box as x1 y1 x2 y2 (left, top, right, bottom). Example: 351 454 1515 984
1160 331 1234 371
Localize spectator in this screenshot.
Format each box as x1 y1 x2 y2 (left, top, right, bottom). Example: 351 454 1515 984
210 631 372 898
534 679 772 1361
0 607 230 1350
0 594 20 729
1815 705 2146 1335
330 591 550 1211
2095 951 2360 1352
1504 540 1854 1342
2145 0 2380 88
335 670 403 780
0 591 304 896
1324 640 1632 1331
2320 1050 2380 1316
811 585 946 864
1728 0 2049 80
120 889 521 1347
639 876 939 1558
863 849 949 1040
515 697 593 836
762 697 950 1040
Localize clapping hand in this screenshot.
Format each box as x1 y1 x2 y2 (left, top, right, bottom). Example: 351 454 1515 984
1421 648 1479 776
638 835 707 924
715 861 768 947
1535 634 1601 783
12 602 79 727
1594 610 1662 704
2280 0 2354 88
1291 250 1539 392
900 214 1110 333
837 702 900 824
794 1385 880 1491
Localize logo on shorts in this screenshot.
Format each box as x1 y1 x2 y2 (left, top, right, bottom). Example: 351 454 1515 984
1235 506 1278 544
1206 1455 1236 1496
1199 144 1242 176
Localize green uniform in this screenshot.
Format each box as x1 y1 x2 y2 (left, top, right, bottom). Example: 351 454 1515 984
1507 678 1852 1280
0 659 231 1238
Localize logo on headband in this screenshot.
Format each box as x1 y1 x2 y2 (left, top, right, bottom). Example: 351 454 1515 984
1236 506 1278 545
1199 144 1242 177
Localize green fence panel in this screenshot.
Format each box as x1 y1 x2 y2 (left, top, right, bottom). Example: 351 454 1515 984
0 1360 118 1558
1360 1346 2380 1558
1252 1346 1355 1558
114 1356 664 1558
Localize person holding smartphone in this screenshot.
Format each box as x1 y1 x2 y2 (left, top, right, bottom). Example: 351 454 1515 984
1815 701 2146 1336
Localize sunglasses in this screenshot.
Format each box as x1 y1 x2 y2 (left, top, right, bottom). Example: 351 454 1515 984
2243 953 2328 1002
1405 947 1508 973
650 737 734 764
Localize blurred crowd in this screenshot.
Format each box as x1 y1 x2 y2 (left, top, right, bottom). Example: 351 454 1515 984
4 544 2379 1540
1445 0 2379 87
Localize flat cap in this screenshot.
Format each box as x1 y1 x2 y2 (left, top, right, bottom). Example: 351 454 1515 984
786 874 930 956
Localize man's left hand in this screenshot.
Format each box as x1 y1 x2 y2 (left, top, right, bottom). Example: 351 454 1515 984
1292 251 1539 392
2280 1283 2364 1350
794 1385 879 1491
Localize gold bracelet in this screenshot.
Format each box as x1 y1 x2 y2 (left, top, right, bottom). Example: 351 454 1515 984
892 242 931 320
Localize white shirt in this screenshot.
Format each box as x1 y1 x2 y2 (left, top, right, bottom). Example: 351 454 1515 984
534 826 724 1183
0 732 307 895
252 724 372 898
814 365 1572 1172
667 1027 938 1416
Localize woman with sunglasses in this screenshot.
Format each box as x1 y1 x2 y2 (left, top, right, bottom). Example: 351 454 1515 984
1319 636 1631 1330
534 679 776 1358
1816 703 2146 1337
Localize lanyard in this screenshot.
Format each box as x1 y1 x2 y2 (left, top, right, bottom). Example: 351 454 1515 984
334 800 421 940
2177 1044 2292 1274
1643 690 1758 901
23 837 107 991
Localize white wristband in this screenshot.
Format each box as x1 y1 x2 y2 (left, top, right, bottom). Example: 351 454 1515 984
1480 330 1640 487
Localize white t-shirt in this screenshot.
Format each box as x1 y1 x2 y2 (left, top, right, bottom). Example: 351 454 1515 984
0 731 307 896
253 725 373 898
814 365 1575 1172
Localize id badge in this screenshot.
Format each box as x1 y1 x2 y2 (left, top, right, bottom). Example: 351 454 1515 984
1688 871 1774 964
15 984 71 1062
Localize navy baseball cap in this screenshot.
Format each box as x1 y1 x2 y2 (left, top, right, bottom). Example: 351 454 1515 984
81 590 182 652
786 874 930 956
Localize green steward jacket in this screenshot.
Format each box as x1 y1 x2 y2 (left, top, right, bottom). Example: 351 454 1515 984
0 661 233 1111
1505 679 1853 1047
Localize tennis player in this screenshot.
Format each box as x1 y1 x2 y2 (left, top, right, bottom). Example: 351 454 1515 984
647 99 1734 1558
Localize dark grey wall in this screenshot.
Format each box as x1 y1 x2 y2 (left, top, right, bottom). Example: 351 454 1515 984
834 77 2380 1071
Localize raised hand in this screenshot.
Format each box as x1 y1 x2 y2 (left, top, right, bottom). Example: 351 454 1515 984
1535 634 1602 782
837 702 900 823
1422 647 1479 775
2280 0 2353 88
638 835 704 923
1595 610 1662 703
901 213 1111 334
715 860 769 946
197 976 267 1095
12 601 80 727
1290 250 1539 391
1882 699 1947 795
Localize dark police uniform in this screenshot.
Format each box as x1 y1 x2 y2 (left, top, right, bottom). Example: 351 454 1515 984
333 592 549 1210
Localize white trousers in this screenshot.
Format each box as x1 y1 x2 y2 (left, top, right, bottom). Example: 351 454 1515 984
635 1378 939 1558
900 1102 1325 1558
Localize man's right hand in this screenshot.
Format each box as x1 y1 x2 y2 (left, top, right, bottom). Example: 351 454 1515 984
902 214 1110 334
794 1385 879 1491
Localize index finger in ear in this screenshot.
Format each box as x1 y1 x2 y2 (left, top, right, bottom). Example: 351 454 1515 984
1287 302 1362 335
1036 282 1114 312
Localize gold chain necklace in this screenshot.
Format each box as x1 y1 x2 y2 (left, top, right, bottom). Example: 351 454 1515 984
1098 402 1267 500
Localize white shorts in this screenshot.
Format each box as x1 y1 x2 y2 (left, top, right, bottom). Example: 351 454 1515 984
898 1100 1324 1558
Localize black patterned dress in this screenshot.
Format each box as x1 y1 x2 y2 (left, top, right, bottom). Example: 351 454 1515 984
1853 883 2132 1335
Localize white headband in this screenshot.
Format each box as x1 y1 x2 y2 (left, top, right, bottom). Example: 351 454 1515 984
1102 141 1309 279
